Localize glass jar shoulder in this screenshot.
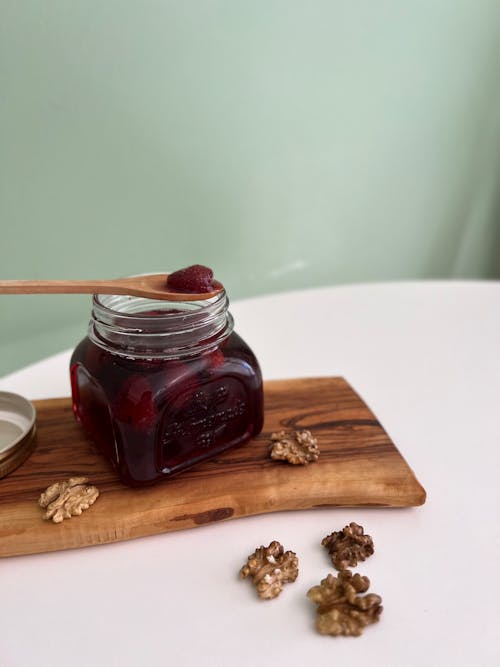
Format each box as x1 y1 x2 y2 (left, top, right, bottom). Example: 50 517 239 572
70 331 261 399
220 331 261 370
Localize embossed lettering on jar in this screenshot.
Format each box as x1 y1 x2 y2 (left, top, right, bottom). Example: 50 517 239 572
70 288 264 486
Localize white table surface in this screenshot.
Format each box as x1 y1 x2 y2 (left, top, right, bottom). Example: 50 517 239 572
1 281 499 667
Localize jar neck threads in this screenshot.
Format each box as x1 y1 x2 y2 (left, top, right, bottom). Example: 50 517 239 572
88 290 234 360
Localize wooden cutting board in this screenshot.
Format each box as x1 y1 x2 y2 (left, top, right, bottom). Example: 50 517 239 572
0 377 425 558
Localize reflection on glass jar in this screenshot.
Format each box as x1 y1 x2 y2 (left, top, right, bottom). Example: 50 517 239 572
70 287 264 486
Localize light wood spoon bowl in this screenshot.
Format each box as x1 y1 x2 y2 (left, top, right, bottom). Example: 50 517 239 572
0 274 223 301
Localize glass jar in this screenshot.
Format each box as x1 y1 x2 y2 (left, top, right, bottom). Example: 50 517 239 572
70 287 264 486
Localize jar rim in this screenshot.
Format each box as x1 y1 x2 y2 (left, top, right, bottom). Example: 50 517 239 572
93 286 226 319
88 289 233 360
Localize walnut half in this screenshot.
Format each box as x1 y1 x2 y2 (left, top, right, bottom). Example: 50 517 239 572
240 540 299 599
39 476 99 523
269 429 319 465
322 522 374 570
307 570 383 637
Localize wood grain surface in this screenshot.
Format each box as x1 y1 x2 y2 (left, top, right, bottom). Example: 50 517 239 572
0 377 426 558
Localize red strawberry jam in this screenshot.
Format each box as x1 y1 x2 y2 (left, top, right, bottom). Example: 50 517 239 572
113 375 157 430
166 264 216 293
70 286 263 486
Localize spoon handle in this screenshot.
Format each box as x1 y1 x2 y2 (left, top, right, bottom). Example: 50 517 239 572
0 279 131 295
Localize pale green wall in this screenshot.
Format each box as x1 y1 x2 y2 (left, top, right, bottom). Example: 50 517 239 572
1 1 500 375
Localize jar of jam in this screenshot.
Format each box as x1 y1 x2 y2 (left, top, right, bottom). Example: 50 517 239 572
70 287 264 486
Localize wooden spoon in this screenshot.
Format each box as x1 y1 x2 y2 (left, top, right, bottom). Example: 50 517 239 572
0 274 223 301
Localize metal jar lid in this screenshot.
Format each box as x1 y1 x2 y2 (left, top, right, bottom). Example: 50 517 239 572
0 391 37 479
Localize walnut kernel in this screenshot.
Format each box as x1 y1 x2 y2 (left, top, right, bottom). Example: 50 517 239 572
322 522 374 570
269 429 319 465
240 540 299 599
307 570 383 636
39 476 99 523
